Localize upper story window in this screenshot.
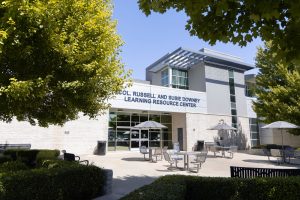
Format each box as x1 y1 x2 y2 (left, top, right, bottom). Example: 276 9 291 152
161 68 169 87
245 82 256 97
171 69 188 90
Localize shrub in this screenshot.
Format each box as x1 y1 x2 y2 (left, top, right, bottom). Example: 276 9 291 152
0 156 12 164
121 175 186 200
121 175 300 200
0 161 29 173
39 159 77 169
0 164 106 200
3 149 60 167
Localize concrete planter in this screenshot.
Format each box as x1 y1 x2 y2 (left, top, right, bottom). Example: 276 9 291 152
102 169 113 195
247 149 265 156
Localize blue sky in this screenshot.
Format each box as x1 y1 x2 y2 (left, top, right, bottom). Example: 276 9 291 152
113 0 262 79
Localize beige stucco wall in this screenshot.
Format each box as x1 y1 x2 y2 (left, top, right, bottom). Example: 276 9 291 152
171 113 187 150
0 112 108 155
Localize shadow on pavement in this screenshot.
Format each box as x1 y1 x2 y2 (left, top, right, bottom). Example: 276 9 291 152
95 175 157 200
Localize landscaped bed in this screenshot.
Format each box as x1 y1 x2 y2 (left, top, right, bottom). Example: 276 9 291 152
0 149 106 200
121 175 300 200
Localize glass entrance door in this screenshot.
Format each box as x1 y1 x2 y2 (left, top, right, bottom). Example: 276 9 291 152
130 129 149 150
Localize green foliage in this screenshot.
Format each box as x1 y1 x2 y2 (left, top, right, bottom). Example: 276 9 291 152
0 161 29 172
0 156 12 164
253 42 300 135
3 149 60 166
121 175 300 200
0 165 106 200
121 175 186 200
0 0 130 127
138 0 300 64
38 159 77 169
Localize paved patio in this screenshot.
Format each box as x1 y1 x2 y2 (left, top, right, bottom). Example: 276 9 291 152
81 151 299 200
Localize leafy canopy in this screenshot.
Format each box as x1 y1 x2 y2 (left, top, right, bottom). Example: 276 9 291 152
138 0 300 64
253 42 300 134
0 0 130 127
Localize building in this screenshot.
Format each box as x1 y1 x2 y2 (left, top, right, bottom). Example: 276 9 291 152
1 47 299 154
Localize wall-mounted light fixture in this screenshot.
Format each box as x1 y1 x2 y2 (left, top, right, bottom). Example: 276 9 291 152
64 131 70 135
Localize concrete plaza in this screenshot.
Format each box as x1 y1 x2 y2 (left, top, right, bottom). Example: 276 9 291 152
82 151 299 200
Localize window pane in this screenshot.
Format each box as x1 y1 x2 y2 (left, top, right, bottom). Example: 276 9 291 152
228 70 234 78
149 114 160 122
230 95 236 102
161 115 172 123
117 112 130 122
231 109 237 116
109 112 117 122
140 114 148 122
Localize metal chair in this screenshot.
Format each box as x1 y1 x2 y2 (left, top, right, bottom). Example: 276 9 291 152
139 146 149 160
63 153 89 165
190 152 207 173
210 146 220 157
163 151 182 170
270 149 283 164
152 148 163 162
228 146 238 158
263 148 271 161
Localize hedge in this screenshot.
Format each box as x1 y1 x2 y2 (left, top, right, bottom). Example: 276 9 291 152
3 149 60 167
0 164 106 200
121 175 300 200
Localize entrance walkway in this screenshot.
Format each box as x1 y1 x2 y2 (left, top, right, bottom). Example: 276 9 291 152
81 151 299 200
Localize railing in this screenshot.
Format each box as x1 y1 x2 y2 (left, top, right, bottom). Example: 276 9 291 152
230 166 300 178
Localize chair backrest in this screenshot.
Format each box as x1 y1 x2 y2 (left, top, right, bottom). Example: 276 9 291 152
263 148 271 156
210 146 219 152
154 148 162 154
229 146 238 152
270 149 282 157
140 146 148 153
163 146 168 152
64 153 75 161
163 152 171 162
173 142 180 153
195 152 207 163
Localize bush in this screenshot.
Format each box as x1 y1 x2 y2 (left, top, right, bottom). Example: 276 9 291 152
0 164 106 200
121 175 300 200
0 161 29 173
0 156 12 164
39 159 78 169
3 149 60 167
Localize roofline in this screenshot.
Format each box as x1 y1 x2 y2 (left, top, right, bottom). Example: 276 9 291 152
146 47 254 72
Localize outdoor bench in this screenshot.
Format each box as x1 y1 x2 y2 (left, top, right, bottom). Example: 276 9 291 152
230 166 300 178
0 144 31 152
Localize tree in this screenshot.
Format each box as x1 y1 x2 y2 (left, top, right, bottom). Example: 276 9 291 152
0 0 130 127
138 0 300 64
253 42 300 134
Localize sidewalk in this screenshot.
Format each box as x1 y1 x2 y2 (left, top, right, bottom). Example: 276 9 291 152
83 151 299 200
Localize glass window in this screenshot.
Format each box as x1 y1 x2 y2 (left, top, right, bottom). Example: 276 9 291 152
171 68 188 89
161 115 172 123
140 114 148 122
109 112 117 122
230 95 236 103
231 109 237 116
117 112 130 122
161 68 169 87
228 69 234 78
149 114 160 122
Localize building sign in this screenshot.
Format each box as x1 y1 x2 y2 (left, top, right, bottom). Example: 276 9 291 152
109 83 207 114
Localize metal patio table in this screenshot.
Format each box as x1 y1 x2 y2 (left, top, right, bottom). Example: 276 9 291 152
175 151 202 170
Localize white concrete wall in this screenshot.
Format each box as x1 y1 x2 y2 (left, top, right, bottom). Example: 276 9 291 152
246 97 257 118
261 129 300 148
185 114 231 151
0 112 108 155
234 72 248 117
205 65 231 116
188 63 206 92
